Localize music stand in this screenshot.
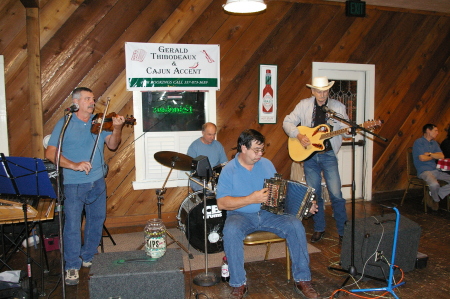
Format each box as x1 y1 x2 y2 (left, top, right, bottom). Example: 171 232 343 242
0 154 57 299
326 113 387 293
191 155 220 287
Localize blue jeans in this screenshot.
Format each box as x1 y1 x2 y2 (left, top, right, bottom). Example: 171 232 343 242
304 151 347 236
63 178 106 270
223 210 311 287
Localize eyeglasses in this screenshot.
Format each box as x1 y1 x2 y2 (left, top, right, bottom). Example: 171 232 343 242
251 147 265 154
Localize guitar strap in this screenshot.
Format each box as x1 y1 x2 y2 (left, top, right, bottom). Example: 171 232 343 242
313 99 333 152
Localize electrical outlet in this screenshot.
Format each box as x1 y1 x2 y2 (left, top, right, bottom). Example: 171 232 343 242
375 251 383 262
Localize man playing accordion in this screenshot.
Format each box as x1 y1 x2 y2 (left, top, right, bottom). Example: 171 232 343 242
217 129 319 299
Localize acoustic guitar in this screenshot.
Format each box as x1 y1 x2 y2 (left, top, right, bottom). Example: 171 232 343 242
288 119 382 162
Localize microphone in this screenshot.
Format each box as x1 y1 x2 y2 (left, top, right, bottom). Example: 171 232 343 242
65 103 79 112
321 105 336 114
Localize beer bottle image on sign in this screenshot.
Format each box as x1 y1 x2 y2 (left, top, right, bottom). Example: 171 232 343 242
262 69 274 113
144 218 167 259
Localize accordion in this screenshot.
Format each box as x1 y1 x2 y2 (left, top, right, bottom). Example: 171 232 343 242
262 173 316 220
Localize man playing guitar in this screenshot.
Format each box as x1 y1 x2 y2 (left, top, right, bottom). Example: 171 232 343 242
283 77 349 244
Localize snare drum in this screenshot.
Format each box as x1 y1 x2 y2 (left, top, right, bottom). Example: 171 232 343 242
177 191 226 253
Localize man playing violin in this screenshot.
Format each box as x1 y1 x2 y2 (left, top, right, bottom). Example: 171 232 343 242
45 87 125 286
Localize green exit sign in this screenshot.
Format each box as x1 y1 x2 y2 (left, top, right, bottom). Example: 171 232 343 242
346 0 366 17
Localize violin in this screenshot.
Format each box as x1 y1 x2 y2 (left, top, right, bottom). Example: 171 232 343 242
90 112 136 135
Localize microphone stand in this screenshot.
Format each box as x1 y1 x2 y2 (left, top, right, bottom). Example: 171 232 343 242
55 111 76 299
326 110 387 292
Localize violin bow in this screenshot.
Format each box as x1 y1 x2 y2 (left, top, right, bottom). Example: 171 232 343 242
89 97 111 166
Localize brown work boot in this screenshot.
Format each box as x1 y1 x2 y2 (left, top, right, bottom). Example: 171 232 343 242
229 284 248 299
294 281 318 299
310 231 325 243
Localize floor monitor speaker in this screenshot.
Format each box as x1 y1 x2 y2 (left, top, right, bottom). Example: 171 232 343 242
89 248 184 299
340 213 421 280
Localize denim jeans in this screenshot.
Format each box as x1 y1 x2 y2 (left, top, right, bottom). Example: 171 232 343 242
418 170 450 202
223 210 311 287
304 151 347 236
63 178 106 270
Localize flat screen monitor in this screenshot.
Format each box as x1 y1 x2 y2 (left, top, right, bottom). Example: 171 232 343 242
141 91 205 132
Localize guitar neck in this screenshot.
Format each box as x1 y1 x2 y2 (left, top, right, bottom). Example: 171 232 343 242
320 127 350 140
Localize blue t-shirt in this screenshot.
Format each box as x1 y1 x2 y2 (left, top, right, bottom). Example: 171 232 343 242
412 137 442 175
187 138 228 191
187 138 227 167
216 153 277 213
48 114 111 184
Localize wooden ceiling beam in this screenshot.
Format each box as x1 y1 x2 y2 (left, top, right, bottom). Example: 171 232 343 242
20 0 41 8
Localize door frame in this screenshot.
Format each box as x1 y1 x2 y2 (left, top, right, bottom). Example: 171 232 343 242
312 62 375 201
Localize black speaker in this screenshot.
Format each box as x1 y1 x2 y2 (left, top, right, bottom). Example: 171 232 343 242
89 249 184 299
340 213 421 280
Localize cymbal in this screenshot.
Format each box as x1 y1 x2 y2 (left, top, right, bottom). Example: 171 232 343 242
154 151 192 171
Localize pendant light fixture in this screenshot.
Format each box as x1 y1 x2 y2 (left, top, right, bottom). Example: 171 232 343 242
223 0 267 14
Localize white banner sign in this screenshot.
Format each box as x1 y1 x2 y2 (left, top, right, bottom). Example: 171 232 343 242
125 42 220 91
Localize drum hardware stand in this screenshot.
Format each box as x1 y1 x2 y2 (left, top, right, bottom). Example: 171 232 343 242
193 175 220 287
326 113 387 296
138 160 194 259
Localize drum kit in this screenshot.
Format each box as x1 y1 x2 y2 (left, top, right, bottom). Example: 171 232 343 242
153 151 227 252
154 151 226 285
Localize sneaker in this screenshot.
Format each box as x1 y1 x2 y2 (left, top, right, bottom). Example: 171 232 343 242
65 269 79 285
82 260 93 268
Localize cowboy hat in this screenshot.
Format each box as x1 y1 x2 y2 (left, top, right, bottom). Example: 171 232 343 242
306 76 335 91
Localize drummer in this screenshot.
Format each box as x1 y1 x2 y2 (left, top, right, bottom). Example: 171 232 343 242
187 122 228 192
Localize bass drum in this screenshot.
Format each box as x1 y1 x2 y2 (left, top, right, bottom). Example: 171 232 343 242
177 191 226 254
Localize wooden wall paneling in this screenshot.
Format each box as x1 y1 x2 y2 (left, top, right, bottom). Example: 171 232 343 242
374 15 445 156
0 0 25 53
42 0 183 133
82 0 184 103
373 71 450 191
370 13 427 102
346 10 397 63
180 0 230 45
374 18 450 167
39 0 84 46
217 4 292 94
373 51 450 191
41 0 149 120
24 6 45 158
40 0 122 105
4 0 88 156
326 9 384 63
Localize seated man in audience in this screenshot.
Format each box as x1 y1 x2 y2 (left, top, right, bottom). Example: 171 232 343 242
412 124 450 210
216 129 318 299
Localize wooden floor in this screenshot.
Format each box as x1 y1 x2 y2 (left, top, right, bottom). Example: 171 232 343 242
2 191 450 299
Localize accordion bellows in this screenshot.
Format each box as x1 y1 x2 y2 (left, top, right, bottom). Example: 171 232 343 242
262 173 316 220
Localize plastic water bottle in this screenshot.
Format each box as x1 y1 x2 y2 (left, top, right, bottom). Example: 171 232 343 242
221 256 230 282
144 218 167 259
